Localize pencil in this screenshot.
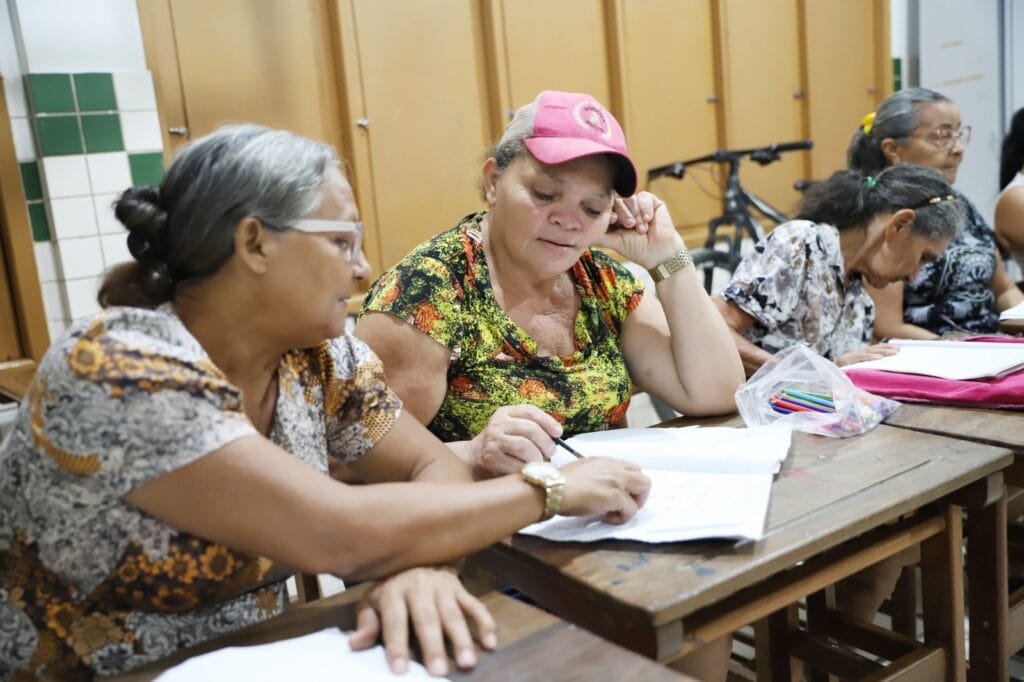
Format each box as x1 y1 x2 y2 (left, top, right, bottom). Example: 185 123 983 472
552 436 585 459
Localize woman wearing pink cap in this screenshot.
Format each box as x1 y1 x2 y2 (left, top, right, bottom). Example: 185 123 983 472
357 91 742 678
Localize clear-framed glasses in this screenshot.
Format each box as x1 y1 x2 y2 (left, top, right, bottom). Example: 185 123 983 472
912 124 972 150
288 219 363 259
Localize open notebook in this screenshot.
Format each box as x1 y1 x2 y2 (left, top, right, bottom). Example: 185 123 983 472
845 339 1024 381
518 424 792 543
156 629 443 681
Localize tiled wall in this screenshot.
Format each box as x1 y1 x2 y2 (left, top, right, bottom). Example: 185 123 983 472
11 71 164 337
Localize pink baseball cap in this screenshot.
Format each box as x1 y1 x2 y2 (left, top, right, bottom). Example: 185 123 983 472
507 90 638 197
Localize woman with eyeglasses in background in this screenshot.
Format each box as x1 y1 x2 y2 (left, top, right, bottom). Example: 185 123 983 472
848 87 1024 338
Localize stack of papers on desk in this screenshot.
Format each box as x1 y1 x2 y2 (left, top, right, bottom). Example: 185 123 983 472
518 424 792 543
846 339 1024 380
156 629 443 681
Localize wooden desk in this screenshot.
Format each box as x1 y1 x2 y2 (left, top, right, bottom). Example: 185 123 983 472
999 318 1024 335
112 586 690 681
885 403 1024 681
0 359 34 401
471 423 1011 681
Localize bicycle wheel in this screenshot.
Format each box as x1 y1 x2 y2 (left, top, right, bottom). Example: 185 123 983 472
689 247 735 294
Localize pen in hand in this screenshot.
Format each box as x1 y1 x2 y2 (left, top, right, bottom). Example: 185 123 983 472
552 436 585 459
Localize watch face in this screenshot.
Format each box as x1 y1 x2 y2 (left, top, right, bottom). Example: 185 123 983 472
522 460 559 482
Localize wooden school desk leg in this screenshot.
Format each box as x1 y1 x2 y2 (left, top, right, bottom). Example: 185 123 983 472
804 589 832 682
754 604 796 682
920 504 965 682
965 492 1008 682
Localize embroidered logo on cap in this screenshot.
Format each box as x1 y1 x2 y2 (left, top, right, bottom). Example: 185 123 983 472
572 100 613 141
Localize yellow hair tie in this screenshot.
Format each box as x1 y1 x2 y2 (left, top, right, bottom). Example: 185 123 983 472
861 111 877 136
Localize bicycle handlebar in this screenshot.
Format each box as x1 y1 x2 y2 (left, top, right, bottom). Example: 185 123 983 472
647 139 813 182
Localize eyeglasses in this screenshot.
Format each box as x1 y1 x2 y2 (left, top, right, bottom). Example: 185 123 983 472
908 124 972 150
287 219 363 259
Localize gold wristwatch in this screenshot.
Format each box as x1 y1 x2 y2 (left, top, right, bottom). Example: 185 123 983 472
648 248 692 282
520 461 565 521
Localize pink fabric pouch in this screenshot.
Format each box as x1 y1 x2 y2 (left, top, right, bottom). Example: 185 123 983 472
845 336 1024 409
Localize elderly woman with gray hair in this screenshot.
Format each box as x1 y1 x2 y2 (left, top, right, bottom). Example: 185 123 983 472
848 86 1024 338
0 124 653 679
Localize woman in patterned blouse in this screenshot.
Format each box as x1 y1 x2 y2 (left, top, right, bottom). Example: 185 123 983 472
715 164 964 376
848 87 1024 336
357 91 744 478
0 125 652 680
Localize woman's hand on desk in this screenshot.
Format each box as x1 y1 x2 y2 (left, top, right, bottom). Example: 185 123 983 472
836 343 899 367
349 566 495 677
561 458 652 524
467 405 562 478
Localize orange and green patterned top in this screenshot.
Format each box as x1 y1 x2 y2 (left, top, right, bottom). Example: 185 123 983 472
360 211 645 441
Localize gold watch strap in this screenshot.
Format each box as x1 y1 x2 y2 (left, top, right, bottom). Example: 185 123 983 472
648 249 692 282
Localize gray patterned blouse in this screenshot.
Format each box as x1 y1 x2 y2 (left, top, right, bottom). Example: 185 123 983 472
720 220 874 361
0 306 401 679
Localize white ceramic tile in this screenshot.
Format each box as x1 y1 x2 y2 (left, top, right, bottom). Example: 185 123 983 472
64 277 102 320
42 155 91 198
48 319 68 341
50 196 98 240
93 193 122 234
4 80 28 118
33 241 58 282
113 71 157 111
57 236 105 280
100 233 131 268
120 110 163 152
11 117 35 160
85 152 131 194
41 281 66 321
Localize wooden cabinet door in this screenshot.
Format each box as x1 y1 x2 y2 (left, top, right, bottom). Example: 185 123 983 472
335 0 492 272
153 0 345 152
717 0 808 217
488 0 611 120
803 0 887 180
610 0 720 240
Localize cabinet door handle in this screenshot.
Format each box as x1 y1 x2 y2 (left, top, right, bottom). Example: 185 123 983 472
705 95 719 103
356 118 370 129
168 126 189 136
792 90 804 99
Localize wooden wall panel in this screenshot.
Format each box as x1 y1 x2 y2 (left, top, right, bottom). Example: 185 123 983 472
718 0 809 217
611 0 721 241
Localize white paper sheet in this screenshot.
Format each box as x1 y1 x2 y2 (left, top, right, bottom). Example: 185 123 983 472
556 423 792 474
521 424 792 543
155 629 444 681
1000 300 1024 321
519 470 774 542
846 339 1024 380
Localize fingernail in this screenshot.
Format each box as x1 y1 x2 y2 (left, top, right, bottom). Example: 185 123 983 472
391 656 408 674
429 657 448 675
484 632 497 649
457 648 476 667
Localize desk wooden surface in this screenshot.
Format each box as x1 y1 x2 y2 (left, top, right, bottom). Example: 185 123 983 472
113 587 690 681
472 422 1011 668
0 359 34 402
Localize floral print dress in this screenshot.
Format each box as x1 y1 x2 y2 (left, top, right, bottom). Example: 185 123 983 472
720 220 874 361
360 211 644 441
903 192 999 334
0 306 401 679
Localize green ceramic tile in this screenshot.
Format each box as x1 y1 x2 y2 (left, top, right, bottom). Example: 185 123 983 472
27 202 50 241
73 73 117 112
35 115 83 156
129 152 164 186
27 74 75 113
19 161 42 201
81 114 124 153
